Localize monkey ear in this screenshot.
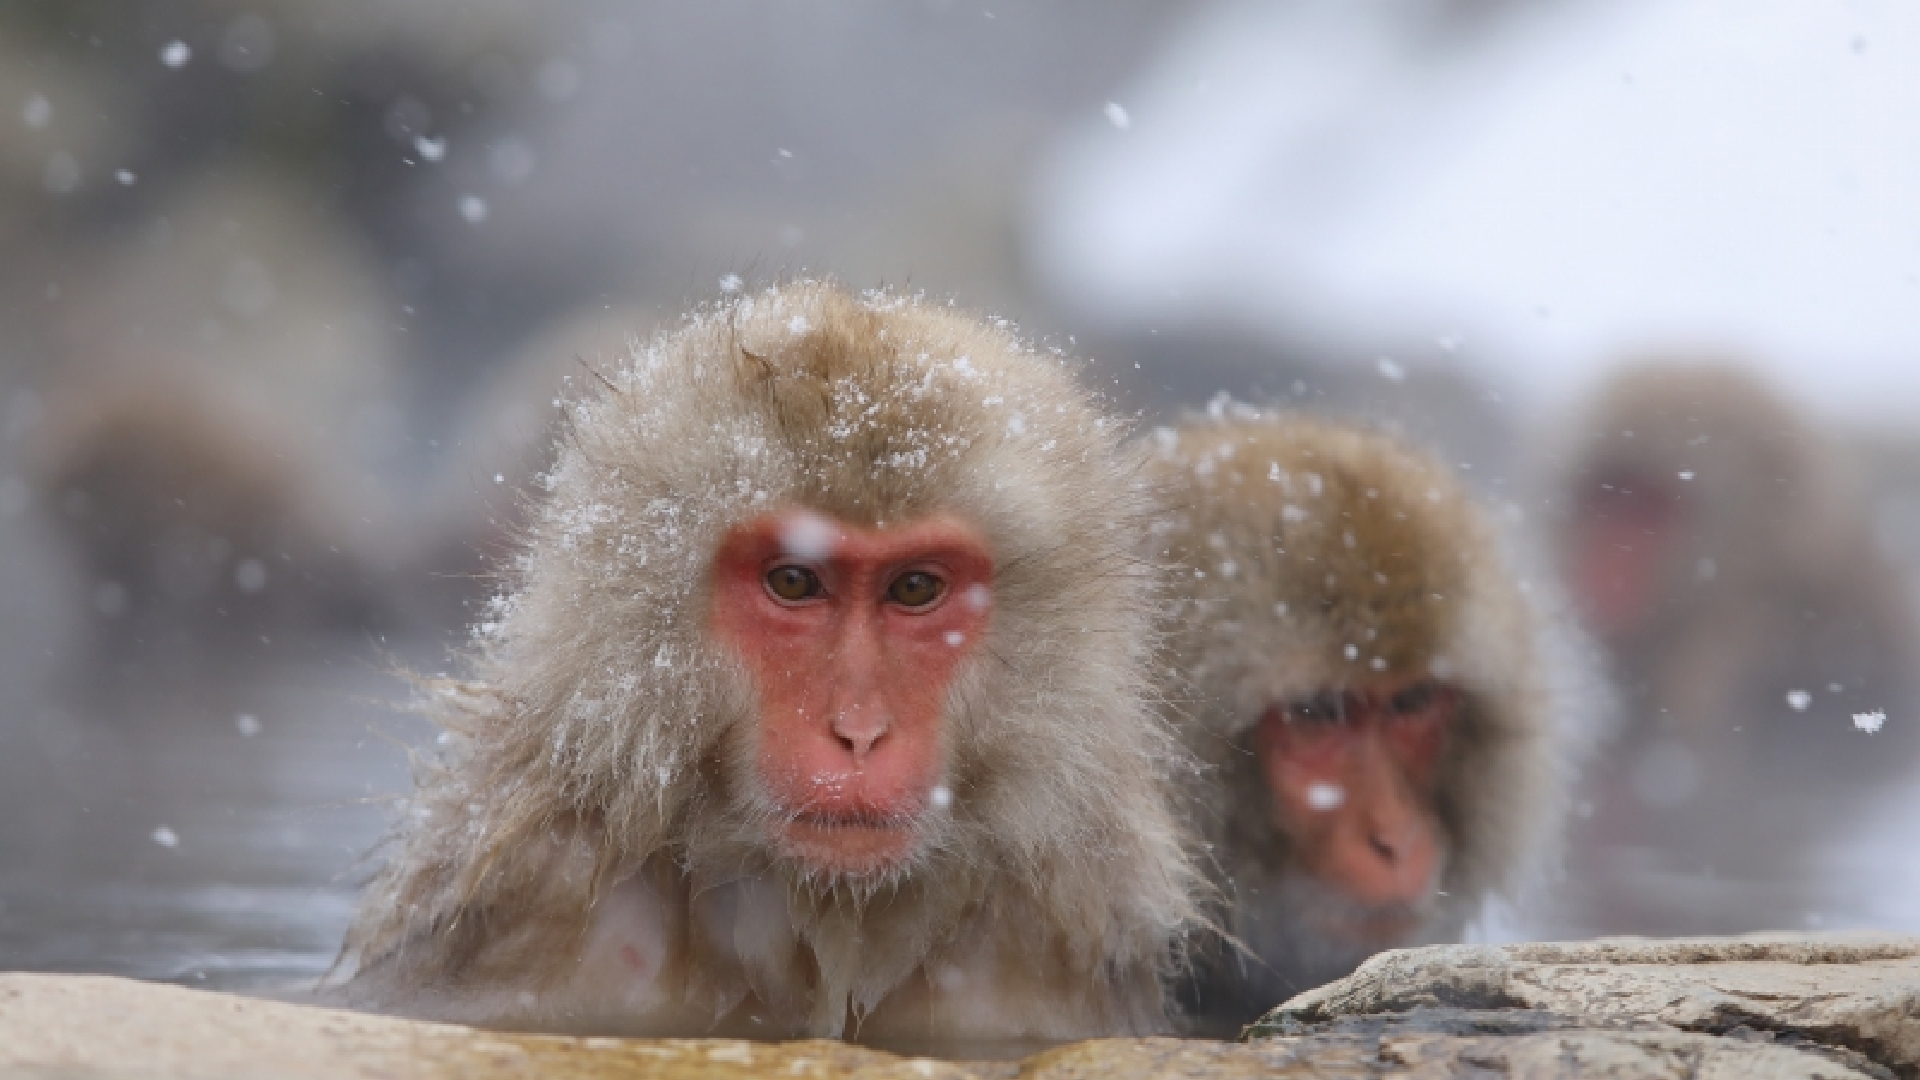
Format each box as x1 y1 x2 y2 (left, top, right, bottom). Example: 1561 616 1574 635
739 345 776 382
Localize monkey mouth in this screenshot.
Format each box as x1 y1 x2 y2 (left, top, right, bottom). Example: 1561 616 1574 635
777 811 921 875
1260 874 1436 950
1310 903 1427 945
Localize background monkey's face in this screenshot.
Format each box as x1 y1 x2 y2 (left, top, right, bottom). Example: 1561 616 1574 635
709 509 994 878
1252 672 1458 943
1567 466 1686 642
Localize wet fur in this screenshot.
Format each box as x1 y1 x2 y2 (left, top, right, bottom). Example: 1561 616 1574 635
1148 414 1569 1027
334 282 1202 1041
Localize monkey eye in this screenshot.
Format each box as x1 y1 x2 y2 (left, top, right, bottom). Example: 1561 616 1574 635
885 570 946 609
1388 680 1438 716
765 565 825 603
1286 692 1345 725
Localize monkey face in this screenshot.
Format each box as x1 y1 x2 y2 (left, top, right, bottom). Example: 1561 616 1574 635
1568 467 1686 641
709 509 994 879
1251 674 1456 942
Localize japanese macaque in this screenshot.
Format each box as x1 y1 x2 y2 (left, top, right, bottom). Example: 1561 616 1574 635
1541 362 1920 936
1149 414 1564 1027
334 282 1202 1045
26 376 386 667
18 170 414 667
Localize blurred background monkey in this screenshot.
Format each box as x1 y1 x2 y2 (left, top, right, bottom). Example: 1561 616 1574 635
1538 362 1920 936
1150 413 1571 1029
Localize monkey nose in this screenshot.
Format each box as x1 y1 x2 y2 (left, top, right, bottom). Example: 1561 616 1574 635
830 707 890 760
1348 818 1436 904
1368 827 1407 862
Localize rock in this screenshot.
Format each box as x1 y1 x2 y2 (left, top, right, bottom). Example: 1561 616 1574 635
5 935 1919 1079
0 974 966 1080
1244 1007 1892 1079
1019 1017 1885 1078
1252 934 1920 1078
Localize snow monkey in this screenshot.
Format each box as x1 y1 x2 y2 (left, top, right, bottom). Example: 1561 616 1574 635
1542 361 1920 936
27 375 385 665
1150 414 1564 1027
335 282 1203 1045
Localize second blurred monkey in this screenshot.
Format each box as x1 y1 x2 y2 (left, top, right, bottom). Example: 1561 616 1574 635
1151 415 1567 1028
1544 362 1920 935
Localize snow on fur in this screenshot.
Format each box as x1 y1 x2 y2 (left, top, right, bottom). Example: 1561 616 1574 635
335 282 1202 1040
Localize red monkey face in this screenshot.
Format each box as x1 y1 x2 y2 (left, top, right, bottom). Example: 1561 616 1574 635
709 510 993 877
1568 468 1684 642
1252 674 1457 943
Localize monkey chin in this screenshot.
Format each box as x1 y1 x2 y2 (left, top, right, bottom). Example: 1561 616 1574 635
1301 899 1429 948
1232 873 1443 1002
775 813 924 880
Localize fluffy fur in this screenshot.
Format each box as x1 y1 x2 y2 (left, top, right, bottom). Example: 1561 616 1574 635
1147 412 1567 1020
334 282 1202 1043
1538 361 1919 935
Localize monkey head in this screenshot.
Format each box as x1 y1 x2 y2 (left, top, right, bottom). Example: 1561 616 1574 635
341 282 1199 1040
1547 362 1852 653
1152 413 1559 1003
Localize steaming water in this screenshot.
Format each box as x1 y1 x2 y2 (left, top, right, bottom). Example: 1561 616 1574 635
4 643 1918 1018
0 657 429 995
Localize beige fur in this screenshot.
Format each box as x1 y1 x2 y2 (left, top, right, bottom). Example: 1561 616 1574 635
334 282 1202 1042
1536 361 1919 935
1147 413 1567 1016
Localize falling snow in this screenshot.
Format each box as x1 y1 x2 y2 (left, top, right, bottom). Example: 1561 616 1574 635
780 514 837 560
1305 782 1345 811
234 559 268 593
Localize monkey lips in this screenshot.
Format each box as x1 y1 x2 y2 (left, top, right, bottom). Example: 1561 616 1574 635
710 511 993 877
